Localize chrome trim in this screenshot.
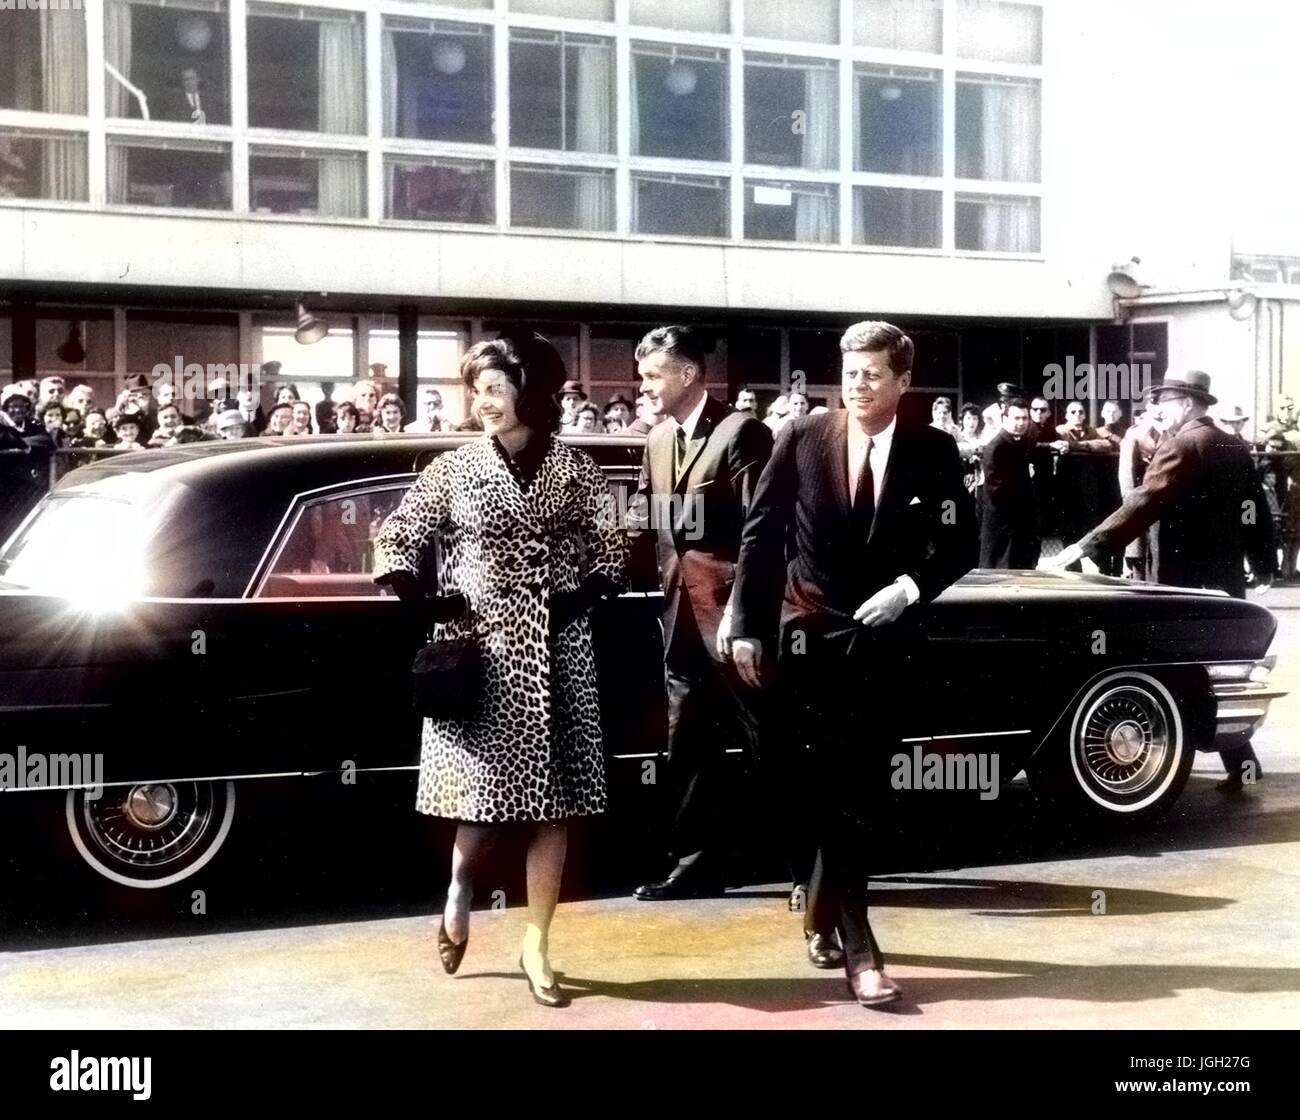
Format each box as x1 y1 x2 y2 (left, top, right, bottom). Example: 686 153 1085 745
1216 706 1268 721
901 729 1032 743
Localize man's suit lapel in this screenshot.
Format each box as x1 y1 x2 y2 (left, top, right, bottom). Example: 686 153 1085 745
866 422 906 547
824 410 851 521
673 396 725 494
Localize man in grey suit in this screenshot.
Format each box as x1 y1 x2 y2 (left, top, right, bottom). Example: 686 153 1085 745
628 326 797 903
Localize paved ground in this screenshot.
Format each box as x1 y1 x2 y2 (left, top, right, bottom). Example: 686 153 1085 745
3 590 1300 1029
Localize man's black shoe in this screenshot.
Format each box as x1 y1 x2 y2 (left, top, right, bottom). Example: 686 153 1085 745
805 931 843 969
633 874 724 901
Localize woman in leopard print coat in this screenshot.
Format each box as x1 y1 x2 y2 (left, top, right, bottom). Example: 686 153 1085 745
373 330 625 1006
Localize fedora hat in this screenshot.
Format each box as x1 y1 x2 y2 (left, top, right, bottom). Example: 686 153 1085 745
1146 369 1217 406
1214 403 1248 423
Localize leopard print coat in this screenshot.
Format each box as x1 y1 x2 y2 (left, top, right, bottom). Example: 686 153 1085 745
374 435 626 822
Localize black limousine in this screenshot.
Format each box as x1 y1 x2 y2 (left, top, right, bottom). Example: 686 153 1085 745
0 434 1284 890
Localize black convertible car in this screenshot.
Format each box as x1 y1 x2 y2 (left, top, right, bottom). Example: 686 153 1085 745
0 434 1284 891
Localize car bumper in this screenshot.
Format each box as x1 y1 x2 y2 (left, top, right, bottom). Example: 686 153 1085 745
1212 666 1286 748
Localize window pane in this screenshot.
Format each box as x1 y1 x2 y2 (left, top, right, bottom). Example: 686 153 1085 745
955 194 1040 253
630 0 728 33
0 129 88 202
250 148 365 218
1 8 87 115
746 0 838 44
745 181 837 244
384 157 495 224
510 31 614 153
853 0 941 52
632 45 727 161
511 165 615 232
107 137 231 209
127 311 239 373
789 329 842 386
105 1 228 124
262 487 411 593
632 174 727 238
955 74 1040 181
383 18 493 143
956 1 1042 65
855 65 940 175
512 0 613 18
853 186 940 248
248 4 364 134
744 54 837 170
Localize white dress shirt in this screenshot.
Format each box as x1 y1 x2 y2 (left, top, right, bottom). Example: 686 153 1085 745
674 391 709 443
846 412 919 606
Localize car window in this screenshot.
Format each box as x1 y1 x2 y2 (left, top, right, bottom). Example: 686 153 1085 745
256 484 410 599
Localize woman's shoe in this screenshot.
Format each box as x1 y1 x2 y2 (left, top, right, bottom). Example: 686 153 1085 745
437 919 468 975
519 954 571 1008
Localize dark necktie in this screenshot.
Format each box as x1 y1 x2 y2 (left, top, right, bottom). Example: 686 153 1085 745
674 425 688 485
853 435 875 523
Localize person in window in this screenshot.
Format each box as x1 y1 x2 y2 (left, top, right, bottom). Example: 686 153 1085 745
160 66 219 126
352 380 380 432
571 401 602 434
603 395 634 433
111 412 146 452
373 329 626 1008
148 404 184 447
81 409 109 447
559 380 587 430
333 401 360 434
274 383 302 406
373 393 406 435
214 407 248 440
930 396 961 440
265 402 295 436
405 387 445 433
291 400 315 436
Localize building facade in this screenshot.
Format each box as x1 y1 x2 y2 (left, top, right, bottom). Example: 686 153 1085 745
0 0 1225 425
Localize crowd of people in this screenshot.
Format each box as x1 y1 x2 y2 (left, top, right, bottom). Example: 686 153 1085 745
911 383 1292 580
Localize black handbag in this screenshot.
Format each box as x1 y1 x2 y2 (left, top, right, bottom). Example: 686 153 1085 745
411 596 483 720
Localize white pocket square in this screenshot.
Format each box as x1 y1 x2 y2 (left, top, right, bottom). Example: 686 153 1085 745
908 496 922 506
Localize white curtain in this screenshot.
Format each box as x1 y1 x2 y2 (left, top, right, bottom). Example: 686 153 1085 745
801 66 835 172
794 65 835 241
317 21 365 217
574 42 613 230
628 52 641 156
794 186 833 244
39 9 87 201
978 79 1039 182
105 2 132 204
381 31 398 137
979 197 1035 253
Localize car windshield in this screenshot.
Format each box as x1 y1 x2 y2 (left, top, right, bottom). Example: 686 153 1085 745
0 494 148 600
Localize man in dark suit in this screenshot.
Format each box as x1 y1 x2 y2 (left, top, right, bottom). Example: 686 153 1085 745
731 321 977 1006
157 67 223 125
628 325 780 902
1044 369 1275 791
980 396 1040 568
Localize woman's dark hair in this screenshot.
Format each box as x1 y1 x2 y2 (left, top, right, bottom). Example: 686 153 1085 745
334 401 358 421
377 392 405 419
959 403 982 422
273 382 301 401
40 402 64 420
460 328 566 434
